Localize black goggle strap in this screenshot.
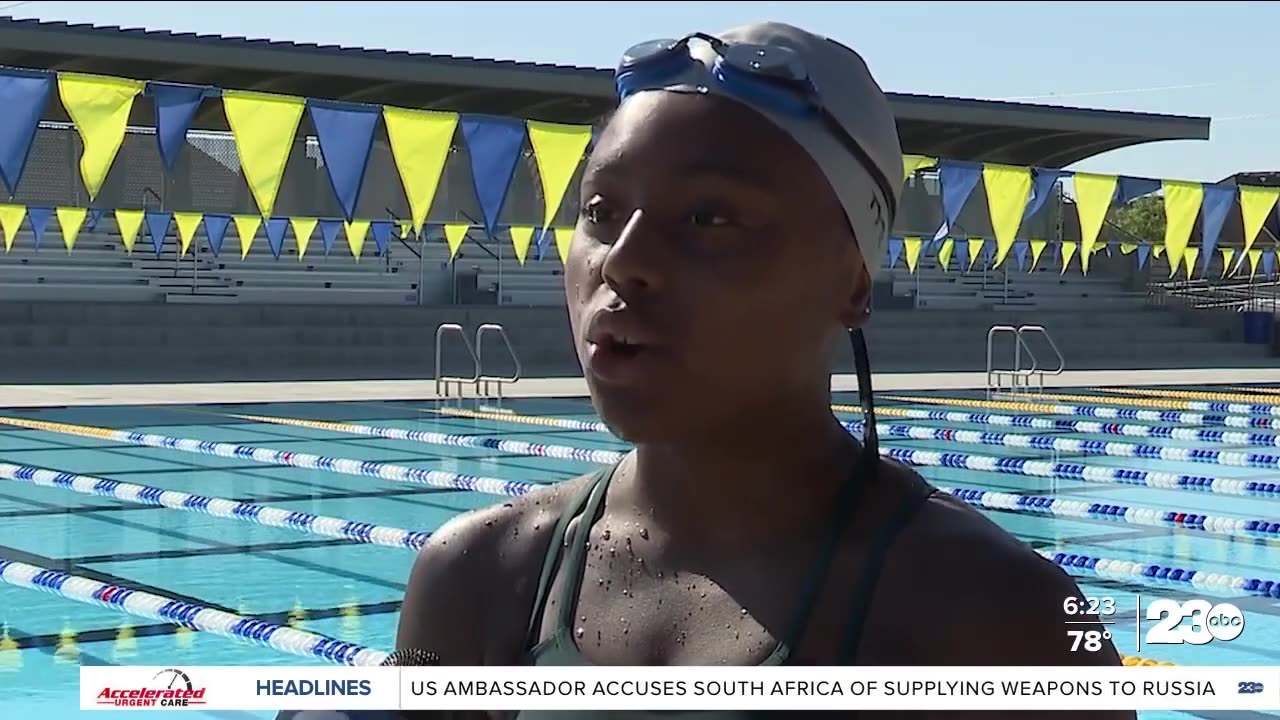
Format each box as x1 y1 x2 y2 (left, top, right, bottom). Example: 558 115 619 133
850 327 878 461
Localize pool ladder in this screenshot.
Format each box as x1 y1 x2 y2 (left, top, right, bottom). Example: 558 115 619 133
985 324 1065 399
434 323 523 401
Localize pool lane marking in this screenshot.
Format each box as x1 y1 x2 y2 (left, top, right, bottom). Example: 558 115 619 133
0 414 540 498
0 461 429 551
424 405 1280 473
875 395 1275 429
0 557 388 666
222 411 1280 543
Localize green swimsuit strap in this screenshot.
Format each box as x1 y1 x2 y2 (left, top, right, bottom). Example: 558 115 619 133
776 440 882 658
836 477 936 663
523 467 615 653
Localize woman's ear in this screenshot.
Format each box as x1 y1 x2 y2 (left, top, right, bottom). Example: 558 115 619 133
836 266 873 331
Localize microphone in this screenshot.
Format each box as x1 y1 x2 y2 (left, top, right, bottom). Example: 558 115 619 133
273 649 441 720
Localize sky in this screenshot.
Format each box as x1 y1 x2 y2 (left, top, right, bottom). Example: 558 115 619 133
3 0 1277 183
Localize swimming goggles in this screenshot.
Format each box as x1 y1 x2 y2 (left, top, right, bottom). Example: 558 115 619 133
613 32 897 218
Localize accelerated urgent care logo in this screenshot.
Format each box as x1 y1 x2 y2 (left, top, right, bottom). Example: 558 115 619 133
96 668 208 708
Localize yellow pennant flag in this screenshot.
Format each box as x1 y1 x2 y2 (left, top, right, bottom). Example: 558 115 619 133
56 207 87 253
1238 185 1279 260
290 217 317 260
1220 248 1235 278
1153 244 1165 259
221 90 306 217
966 238 983 270
509 226 534 265
902 154 937 181
382 107 458 234
1060 241 1078 275
0 204 26 252
1119 243 1137 255
1161 180 1203 277
1029 240 1047 271
553 227 576 264
1182 247 1199 280
345 219 370 260
443 223 469 261
57 73 145 201
173 212 203 257
114 209 143 254
938 239 954 271
1248 248 1263 276
233 214 261 259
1071 173 1117 273
398 222 411 240
981 163 1032 268
903 237 922 274
527 121 593 233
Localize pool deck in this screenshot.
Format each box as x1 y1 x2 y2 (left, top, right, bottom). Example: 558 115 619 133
3 367 1280 408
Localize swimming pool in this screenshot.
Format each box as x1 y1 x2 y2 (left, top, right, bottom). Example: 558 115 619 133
1 385 1278 719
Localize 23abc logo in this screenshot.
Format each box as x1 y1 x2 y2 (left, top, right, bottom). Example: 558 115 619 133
1145 599 1245 646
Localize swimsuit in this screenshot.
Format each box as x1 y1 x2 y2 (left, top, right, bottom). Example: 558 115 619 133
515 449 935 719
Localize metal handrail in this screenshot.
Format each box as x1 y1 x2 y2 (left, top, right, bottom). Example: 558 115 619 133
986 324 1066 397
475 323 523 401
434 323 480 398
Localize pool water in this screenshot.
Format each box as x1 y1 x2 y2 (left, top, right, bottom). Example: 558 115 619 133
0 387 1277 719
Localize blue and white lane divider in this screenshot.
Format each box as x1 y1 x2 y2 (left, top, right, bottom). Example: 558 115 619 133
1036 550 1280 599
0 415 538 498
877 395 1276 429
938 486 1280 541
0 558 390 665
0 462 429 551
864 406 1280 448
223 413 1280 540
429 407 1280 498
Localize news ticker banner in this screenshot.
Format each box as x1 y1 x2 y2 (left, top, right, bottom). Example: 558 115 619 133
82 665 1279 712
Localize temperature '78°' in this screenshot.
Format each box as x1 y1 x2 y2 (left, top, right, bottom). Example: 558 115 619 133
1067 630 1112 652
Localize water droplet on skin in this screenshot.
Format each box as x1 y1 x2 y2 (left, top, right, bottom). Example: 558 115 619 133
462 548 469 556
700 592 707 599
741 608 748 616
620 617 627 624
636 557 644 566
609 547 616 556
656 570 663 579
576 627 585 639
580 616 586 623
533 523 541 531
735 632 740 640
483 519 494 527
602 529 612 541
622 589 629 596
639 527 649 540
597 578 605 586
623 627 629 635
585 541 592 551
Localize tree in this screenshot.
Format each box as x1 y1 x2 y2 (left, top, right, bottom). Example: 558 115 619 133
1109 195 1165 244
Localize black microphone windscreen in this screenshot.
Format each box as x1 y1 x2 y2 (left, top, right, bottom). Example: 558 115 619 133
380 648 441 667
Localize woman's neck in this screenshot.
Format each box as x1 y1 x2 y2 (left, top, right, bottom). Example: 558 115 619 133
610 410 864 545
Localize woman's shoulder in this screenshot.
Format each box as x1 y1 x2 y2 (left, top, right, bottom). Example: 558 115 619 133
394 471 601 664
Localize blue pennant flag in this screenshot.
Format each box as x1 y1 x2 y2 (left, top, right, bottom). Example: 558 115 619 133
370 220 394 257
1136 244 1151 271
1116 176 1161 205
85 208 106 232
203 214 230 257
1023 169 1066 220
145 211 173 257
982 240 995 269
887 237 904 269
932 160 982 242
461 115 526 237
318 219 343 257
1198 184 1235 275
26 206 51 249
308 100 380 222
1265 249 1277 277
265 217 289 260
1013 240 1029 271
0 68 54 196
147 82 209 174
